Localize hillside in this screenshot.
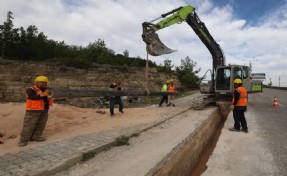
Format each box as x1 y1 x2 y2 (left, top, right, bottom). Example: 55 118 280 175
0 59 181 107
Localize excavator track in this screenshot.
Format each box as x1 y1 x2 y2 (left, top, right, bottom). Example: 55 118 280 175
192 95 231 119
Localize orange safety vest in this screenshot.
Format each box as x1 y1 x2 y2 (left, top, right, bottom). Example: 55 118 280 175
26 85 53 111
232 86 248 106
168 83 175 92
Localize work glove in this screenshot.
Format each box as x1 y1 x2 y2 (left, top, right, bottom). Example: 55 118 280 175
230 105 234 110
40 90 52 97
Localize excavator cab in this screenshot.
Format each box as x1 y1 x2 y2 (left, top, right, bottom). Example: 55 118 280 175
214 65 262 95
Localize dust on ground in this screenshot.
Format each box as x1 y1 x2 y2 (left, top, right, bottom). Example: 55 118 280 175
0 100 170 156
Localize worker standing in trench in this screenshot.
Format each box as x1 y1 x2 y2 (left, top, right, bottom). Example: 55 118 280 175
229 79 248 133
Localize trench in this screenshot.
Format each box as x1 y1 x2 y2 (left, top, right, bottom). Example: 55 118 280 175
149 104 230 176
188 117 226 176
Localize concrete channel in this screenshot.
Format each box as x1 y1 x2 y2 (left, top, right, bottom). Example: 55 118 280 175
146 107 224 176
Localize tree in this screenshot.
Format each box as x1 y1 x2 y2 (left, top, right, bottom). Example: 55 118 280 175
268 78 272 86
157 58 174 73
176 56 200 88
0 19 14 58
123 50 129 57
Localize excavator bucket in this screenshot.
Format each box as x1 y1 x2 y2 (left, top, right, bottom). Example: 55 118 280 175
146 33 176 56
142 22 176 56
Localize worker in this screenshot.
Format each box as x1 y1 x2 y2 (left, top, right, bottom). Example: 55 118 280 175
167 79 176 107
18 76 53 147
229 79 248 133
159 80 170 107
109 80 124 116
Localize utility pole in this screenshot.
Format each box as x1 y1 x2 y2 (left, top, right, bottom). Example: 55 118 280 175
249 61 252 72
145 52 149 93
279 77 280 87
1 10 13 59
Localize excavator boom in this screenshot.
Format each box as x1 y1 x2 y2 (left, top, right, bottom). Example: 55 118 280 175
141 5 262 107
142 6 195 56
142 5 226 93
142 5 225 71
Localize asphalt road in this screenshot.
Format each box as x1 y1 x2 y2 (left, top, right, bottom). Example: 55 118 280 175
203 88 287 176
249 88 287 175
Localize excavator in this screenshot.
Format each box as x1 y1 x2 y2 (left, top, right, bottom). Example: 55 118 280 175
142 5 262 101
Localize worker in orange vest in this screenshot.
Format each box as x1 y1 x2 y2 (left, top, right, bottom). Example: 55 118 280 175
167 79 176 107
18 76 53 147
229 79 248 133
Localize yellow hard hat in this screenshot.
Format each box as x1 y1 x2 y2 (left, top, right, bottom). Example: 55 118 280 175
166 80 170 83
170 79 174 82
234 79 242 84
34 76 49 82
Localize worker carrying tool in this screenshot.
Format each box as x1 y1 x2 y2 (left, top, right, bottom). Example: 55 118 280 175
18 76 53 147
109 80 124 117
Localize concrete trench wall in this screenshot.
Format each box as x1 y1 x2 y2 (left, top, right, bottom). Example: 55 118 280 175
147 108 223 176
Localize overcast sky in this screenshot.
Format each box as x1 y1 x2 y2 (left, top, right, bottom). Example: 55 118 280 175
1 0 287 86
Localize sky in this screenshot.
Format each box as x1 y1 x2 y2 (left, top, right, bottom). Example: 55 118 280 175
0 0 287 87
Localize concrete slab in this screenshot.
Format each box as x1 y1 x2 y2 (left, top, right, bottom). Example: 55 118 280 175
54 107 220 176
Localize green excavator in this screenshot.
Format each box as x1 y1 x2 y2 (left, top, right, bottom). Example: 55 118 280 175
142 5 262 98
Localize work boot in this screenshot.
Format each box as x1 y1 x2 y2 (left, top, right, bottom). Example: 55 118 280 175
241 129 249 133
119 110 124 113
18 141 28 147
30 136 46 142
110 113 114 117
228 128 240 132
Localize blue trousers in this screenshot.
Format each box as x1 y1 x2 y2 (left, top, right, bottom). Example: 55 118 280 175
109 97 123 115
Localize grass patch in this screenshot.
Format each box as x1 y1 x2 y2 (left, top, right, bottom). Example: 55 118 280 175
82 151 96 162
114 135 130 146
130 132 140 138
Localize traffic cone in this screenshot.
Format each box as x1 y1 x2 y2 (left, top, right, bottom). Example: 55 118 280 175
272 96 280 108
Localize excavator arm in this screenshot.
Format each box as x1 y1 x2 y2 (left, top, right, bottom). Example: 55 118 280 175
142 5 225 76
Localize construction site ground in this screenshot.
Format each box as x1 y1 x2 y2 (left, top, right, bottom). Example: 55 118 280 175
0 92 275 176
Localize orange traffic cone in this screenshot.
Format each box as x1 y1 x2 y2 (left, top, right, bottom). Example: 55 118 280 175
272 96 280 108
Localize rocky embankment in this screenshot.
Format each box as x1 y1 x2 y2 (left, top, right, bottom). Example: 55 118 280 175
0 59 181 107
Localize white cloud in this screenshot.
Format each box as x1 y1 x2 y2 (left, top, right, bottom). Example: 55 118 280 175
0 0 287 86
